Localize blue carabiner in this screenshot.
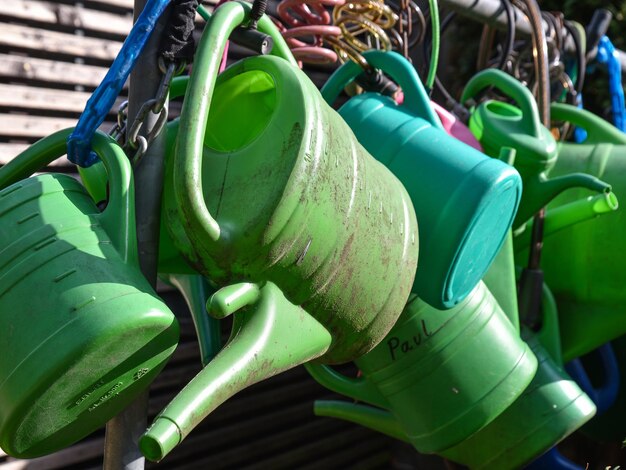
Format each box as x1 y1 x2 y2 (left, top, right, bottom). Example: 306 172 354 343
596 36 626 132
67 0 172 167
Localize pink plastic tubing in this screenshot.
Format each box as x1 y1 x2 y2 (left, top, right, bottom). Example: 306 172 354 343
217 0 231 72
431 101 482 150
276 0 345 66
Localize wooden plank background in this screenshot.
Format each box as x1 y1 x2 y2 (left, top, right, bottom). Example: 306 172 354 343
0 0 134 166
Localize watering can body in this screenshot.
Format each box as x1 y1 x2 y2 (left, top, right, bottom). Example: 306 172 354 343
0 130 179 458
140 3 418 461
322 51 522 309
164 50 418 365
307 281 538 454
441 330 596 469
442 284 595 469
538 103 626 362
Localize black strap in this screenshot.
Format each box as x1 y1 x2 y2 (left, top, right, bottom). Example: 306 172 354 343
160 0 200 63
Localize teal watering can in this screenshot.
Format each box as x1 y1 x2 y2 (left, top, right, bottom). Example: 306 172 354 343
462 69 611 229
0 129 179 458
139 2 418 461
535 103 626 362
306 281 538 455
322 50 522 309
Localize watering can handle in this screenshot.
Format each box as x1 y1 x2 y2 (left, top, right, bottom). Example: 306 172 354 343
314 400 408 442
320 50 442 128
174 1 296 244
304 363 389 409
0 128 136 262
461 68 543 139
550 102 626 145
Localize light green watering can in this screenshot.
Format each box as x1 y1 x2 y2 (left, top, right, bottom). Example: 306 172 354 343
0 129 179 458
140 1 418 461
462 69 611 229
306 281 538 455
536 103 626 362
321 51 522 309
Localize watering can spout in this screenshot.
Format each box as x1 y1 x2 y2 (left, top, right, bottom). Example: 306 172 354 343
515 172 611 227
141 281 332 461
314 400 409 443
516 191 619 250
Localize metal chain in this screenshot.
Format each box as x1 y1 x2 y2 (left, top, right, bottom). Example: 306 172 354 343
108 100 129 144
121 59 182 166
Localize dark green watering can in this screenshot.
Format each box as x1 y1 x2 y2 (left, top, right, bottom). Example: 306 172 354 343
140 1 418 461
462 69 610 229
0 129 179 458
306 281 537 454
535 103 626 362
322 51 522 309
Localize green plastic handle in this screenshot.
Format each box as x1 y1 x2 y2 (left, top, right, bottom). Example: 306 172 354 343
551 102 626 145
170 76 189 101
314 400 408 442
320 50 442 128
174 1 297 246
163 274 222 366
461 68 542 139
304 363 389 409
0 128 135 262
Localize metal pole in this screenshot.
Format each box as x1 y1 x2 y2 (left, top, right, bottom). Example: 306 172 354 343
439 0 626 71
102 0 171 468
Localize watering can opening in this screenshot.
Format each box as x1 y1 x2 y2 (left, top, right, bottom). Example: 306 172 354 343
204 70 277 152
485 100 523 118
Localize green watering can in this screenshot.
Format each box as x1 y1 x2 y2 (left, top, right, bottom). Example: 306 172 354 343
462 69 610 229
322 51 522 309
311 285 595 469
536 103 626 362
441 285 596 469
140 2 418 461
0 129 179 458
306 281 538 454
